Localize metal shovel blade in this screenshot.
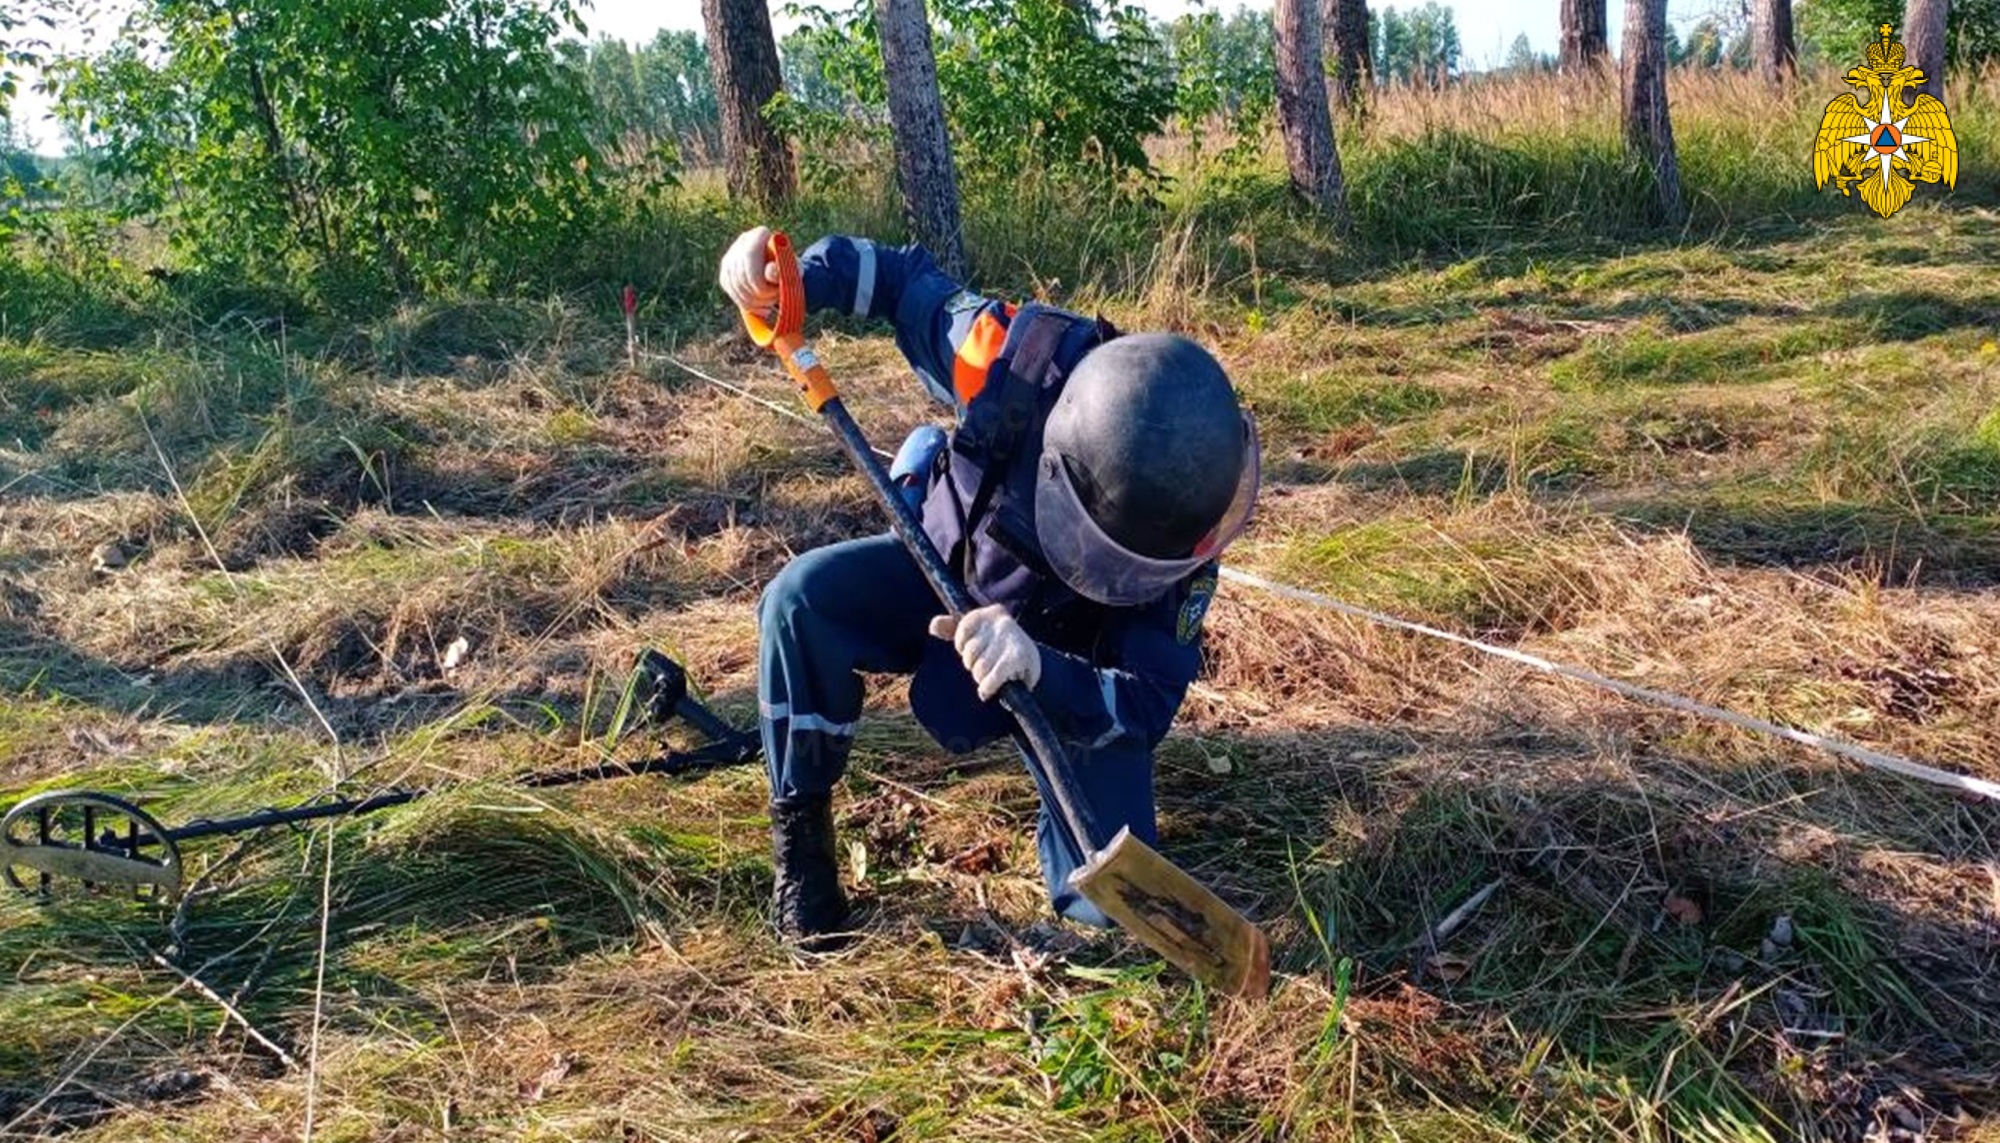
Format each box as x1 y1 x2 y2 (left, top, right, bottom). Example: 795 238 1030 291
1069 827 1271 998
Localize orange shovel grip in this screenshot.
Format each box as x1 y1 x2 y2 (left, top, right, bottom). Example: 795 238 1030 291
740 232 838 412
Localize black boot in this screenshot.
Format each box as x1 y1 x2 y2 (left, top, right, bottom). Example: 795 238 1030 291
770 796 850 950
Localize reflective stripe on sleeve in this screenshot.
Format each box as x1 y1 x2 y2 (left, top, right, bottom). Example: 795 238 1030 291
853 240 877 317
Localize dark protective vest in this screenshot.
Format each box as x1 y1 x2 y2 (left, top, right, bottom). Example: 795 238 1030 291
917 304 1119 657
906 305 1125 752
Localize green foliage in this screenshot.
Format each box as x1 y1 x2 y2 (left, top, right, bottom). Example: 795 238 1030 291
1503 32 1552 74
1 145 35 189
768 4 893 191
49 0 608 305
1673 16 1737 69
1950 0 2000 67
780 24 858 115
0 248 155 346
1796 0 2000 67
572 29 719 159
936 0 1174 179
0 4 54 119
637 30 723 156
0 7 53 238
0 110 45 227
1372 2 1462 87
779 0 1174 183
1162 4 1274 139
573 36 647 144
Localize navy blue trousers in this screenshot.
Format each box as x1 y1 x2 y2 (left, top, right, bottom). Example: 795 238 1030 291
757 533 1157 926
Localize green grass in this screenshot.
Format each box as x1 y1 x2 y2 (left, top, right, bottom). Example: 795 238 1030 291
1275 512 1606 634
4 72 2000 1142
1547 320 1864 391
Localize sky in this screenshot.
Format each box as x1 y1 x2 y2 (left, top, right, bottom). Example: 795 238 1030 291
567 0 1736 70
9 0 1731 152
568 0 1681 70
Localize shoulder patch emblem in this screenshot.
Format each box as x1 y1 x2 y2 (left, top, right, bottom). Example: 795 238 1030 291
1177 573 1218 645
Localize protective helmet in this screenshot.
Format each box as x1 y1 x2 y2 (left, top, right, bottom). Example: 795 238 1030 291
1036 334 1260 606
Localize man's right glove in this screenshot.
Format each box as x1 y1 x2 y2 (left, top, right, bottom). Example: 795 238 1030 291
718 226 780 314
928 604 1043 703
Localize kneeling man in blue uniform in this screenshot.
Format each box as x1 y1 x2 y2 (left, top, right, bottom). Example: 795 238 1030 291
718 227 1261 945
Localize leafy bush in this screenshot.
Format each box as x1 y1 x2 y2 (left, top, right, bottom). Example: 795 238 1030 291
49 0 608 306
0 6 50 119
778 0 1174 183
1795 0 2000 68
937 0 1174 179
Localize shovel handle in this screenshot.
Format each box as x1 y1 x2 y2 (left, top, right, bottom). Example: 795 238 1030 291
742 232 839 413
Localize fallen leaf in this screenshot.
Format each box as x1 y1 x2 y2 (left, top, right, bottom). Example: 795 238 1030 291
848 839 868 884
518 1053 572 1102
1424 952 1472 982
946 838 1003 874
859 1108 898 1143
1664 894 1704 926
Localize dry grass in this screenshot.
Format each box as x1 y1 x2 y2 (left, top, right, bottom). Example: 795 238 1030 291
3 71 2000 1143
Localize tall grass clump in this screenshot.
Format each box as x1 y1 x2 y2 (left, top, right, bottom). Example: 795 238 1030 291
1341 65 1998 256
0 254 160 349
747 61 2000 327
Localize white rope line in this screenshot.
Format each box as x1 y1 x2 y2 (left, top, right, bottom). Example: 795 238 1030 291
1222 568 2000 804
650 352 2000 806
649 351 888 452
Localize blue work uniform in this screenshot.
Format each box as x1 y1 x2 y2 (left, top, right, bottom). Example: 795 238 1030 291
756 236 1221 926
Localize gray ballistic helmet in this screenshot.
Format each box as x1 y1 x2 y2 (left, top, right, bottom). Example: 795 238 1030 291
1035 333 1260 607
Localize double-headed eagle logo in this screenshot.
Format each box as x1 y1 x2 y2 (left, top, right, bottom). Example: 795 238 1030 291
1813 24 1958 218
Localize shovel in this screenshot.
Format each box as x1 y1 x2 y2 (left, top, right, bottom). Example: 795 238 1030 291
739 232 1270 998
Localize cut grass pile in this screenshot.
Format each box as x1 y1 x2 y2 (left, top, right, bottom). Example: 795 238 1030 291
2 170 1999 1143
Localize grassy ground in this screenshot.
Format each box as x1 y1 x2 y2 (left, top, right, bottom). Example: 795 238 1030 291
3 70 2000 1143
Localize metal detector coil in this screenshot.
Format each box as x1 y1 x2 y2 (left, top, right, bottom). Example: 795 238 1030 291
2 791 184 900
0 652 758 909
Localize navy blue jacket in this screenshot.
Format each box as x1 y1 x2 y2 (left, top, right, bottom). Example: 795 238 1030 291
797 235 1218 759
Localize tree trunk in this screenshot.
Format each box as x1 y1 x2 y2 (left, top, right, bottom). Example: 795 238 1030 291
1326 0 1371 113
1751 0 1795 85
1560 0 1608 73
1273 0 1349 227
702 0 793 207
1903 0 1949 105
875 0 964 278
1621 0 1683 225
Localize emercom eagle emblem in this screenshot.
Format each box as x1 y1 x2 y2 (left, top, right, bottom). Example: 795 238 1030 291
1177 573 1217 645
1813 23 1958 219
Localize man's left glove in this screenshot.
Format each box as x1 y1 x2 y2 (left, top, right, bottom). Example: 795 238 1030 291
928 604 1041 702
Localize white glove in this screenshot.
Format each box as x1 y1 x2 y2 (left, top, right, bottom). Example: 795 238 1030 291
928 604 1042 702
718 225 780 313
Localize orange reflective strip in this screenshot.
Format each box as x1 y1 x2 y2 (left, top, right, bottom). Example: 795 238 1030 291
952 310 1010 404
